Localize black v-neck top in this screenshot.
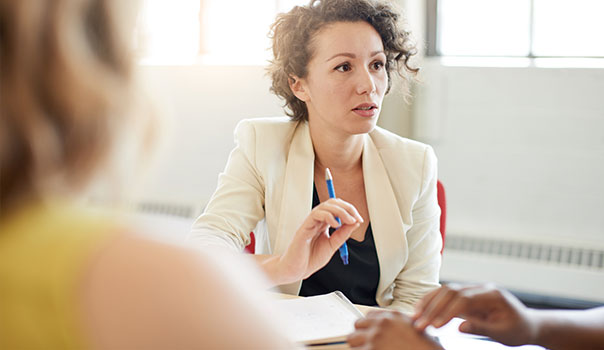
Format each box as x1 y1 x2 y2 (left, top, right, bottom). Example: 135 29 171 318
299 183 380 306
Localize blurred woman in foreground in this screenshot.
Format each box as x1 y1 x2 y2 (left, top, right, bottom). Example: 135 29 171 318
0 0 294 348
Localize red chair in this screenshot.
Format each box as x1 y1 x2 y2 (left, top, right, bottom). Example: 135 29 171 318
437 180 446 254
244 180 446 255
244 230 256 254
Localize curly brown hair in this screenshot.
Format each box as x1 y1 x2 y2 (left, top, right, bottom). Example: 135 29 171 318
267 0 419 122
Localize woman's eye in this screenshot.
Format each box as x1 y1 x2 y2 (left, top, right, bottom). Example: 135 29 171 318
335 63 351 72
372 61 385 70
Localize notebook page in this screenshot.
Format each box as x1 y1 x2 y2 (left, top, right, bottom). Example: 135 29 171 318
275 292 362 344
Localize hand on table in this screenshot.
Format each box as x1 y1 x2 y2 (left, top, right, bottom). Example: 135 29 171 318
348 310 443 350
413 284 538 347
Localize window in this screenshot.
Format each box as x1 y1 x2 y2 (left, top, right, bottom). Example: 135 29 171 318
431 0 604 58
137 0 307 65
532 0 604 57
136 0 201 64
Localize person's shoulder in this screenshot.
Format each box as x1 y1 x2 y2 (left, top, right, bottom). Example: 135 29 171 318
234 116 302 157
235 116 297 135
370 126 433 155
85 232 250 291
369 128 437 193
81 232 286 348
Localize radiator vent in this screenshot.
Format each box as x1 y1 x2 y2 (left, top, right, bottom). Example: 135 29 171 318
136 202 198 218
445 235 604 271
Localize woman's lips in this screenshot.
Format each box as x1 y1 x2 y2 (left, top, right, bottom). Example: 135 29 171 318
352 105 378 117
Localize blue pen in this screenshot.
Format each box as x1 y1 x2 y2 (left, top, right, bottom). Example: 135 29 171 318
325 168 349 265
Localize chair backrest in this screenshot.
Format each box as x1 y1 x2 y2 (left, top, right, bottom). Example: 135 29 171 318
436 180 446 254
244 232 256 254
245 180 447 255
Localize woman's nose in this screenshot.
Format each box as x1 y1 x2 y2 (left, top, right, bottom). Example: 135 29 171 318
355 68 377 95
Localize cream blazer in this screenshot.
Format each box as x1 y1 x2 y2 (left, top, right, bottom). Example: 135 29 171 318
190 117 442 313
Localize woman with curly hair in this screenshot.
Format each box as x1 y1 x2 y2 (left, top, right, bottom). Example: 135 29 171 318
192 0 442 313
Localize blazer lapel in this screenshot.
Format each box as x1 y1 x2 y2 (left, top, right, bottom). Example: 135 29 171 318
274 121 314 256
274 121 314 294
363 136 408 300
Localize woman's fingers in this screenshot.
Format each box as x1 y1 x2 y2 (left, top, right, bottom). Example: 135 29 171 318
331 197 363 221
328 222 359 249
321 198 364 223
306 199 363 230
283 197 363 282
308 209 343 229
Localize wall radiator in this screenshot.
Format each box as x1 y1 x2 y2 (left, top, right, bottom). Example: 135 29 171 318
132 201 604 304
441 233 604 305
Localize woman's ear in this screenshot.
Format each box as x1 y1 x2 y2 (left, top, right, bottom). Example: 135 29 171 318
289 75 309 102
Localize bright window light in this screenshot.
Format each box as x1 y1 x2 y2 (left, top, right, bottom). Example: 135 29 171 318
199 0 277 65
436 0 604 59
137 0 307 65
278 0 308 12
137 0 201 65
533 0 604 57
438 0 531 56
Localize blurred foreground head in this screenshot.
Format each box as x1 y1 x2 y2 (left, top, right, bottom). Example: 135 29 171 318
0 0 144 216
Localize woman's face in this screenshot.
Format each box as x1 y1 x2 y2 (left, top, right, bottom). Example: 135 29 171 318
292 21 388 137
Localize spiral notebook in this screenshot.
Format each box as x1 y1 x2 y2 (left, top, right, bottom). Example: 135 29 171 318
275 291 364 346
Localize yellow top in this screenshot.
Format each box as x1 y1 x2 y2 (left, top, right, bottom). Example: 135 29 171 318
0 202 117 349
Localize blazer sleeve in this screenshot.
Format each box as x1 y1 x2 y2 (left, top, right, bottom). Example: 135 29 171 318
389 145 442 314
189 120 265 251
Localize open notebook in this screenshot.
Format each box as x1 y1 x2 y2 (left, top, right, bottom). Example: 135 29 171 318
275 291 364 346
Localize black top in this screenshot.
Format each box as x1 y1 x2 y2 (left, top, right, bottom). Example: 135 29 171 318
299 183 380 306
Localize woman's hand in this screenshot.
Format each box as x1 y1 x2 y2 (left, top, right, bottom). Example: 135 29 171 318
412 284 538 347
273 198 363 285
348 310 443 350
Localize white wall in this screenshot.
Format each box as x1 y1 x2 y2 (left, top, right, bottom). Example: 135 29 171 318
136 65 283 211
414 59 604 245
413 59 604 302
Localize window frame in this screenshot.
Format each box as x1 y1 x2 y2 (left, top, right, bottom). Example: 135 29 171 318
426 0 604 59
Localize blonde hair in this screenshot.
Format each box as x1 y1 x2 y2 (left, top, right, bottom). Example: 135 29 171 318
0 0 142 216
